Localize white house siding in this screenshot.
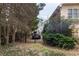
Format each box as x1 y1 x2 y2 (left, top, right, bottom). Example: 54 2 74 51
60 4 79 19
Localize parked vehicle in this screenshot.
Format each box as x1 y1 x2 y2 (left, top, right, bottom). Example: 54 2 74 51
32 31 41 40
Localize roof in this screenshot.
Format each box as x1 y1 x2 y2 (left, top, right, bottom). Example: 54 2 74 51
61 3 79 6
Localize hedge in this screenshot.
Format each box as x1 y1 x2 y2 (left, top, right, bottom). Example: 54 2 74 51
42 32 76 49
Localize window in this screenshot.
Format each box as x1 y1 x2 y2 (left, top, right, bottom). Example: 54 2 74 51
68 9 72 18
72 9 78 18
68 9 79 19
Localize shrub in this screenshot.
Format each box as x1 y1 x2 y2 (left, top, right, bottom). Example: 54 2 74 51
42 32 76 49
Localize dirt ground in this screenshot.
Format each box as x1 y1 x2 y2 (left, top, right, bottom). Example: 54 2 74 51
0 39 79 56
15 44 79 56
9 39 79 56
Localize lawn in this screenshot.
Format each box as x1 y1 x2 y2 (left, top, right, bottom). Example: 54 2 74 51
0 41 79 56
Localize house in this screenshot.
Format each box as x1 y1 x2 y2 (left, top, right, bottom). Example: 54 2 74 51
49 3 79 38
50 3 79 20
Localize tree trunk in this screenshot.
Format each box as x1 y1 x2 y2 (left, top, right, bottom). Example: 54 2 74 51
12 25 16 44
22 33 24 43
24 34 27 43
6 25 10 45
12 31 16 43
0 25 1 45
25 37 27 43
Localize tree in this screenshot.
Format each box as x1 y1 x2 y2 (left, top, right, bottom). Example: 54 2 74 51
0 3 39 45
29 3 46 31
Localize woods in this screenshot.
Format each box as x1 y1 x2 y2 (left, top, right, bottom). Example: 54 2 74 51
0 3 41 45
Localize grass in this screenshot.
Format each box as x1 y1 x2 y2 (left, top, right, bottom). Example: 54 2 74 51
0 42 79 56
0 43 65 56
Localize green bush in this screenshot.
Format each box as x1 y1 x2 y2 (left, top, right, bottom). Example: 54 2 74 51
42 32 76 49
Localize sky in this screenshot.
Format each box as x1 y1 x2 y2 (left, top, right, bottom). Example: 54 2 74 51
38 3 60 21
37 3 60 32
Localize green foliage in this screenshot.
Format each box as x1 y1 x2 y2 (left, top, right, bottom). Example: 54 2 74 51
43 18 79 36
38 3 46 11
42 22 49 33
31 17 39 31
30 3 46 31
42 32 76 49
